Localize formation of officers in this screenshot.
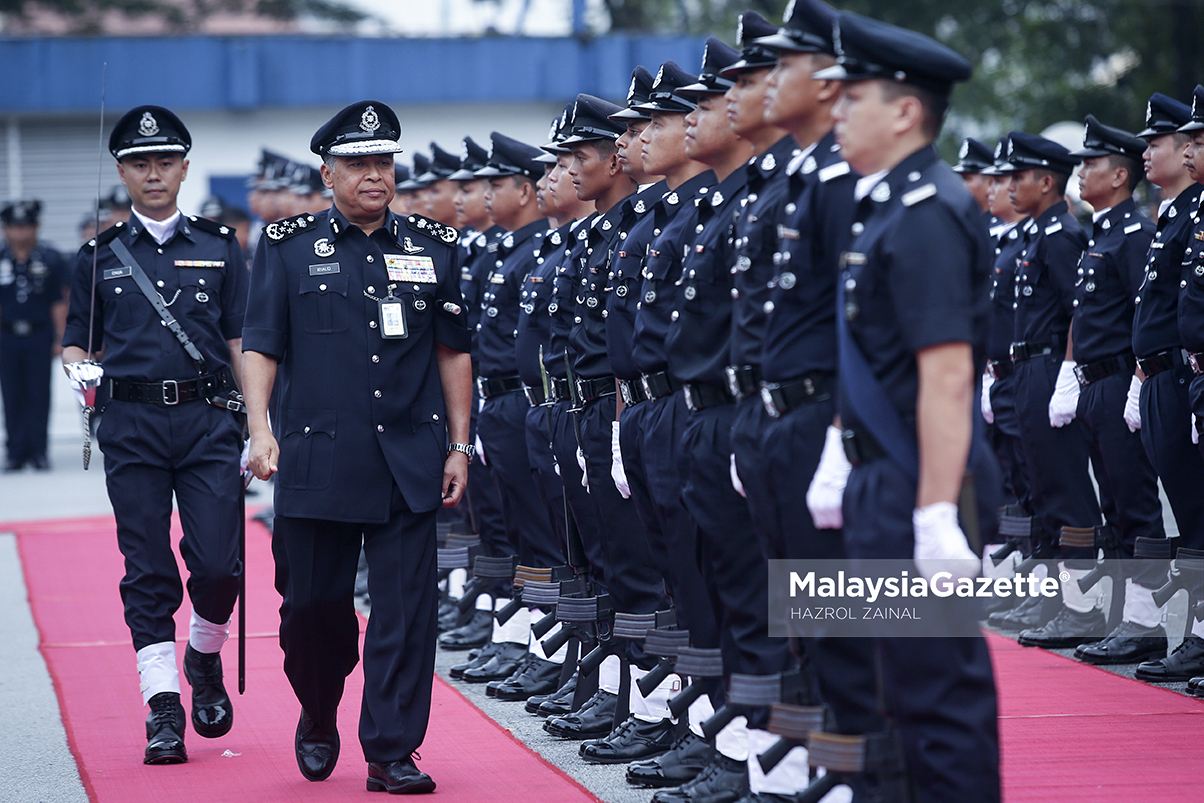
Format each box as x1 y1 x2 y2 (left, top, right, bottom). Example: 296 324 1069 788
41 0 1204 800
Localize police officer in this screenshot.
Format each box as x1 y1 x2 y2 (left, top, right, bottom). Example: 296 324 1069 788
1 200 68 471
417 142 462 226
816 11 1001 799
61 106 246 764
243 100 472 793
952 137 996 223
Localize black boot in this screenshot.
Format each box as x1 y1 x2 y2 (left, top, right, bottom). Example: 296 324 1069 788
494 655 563 701
626 731 717 788
528 671 578 716
438 609 492 650
580 715 675 763
463 642 528 683
1017 606 1106 648
987 592 1043 630
649 752 748 803
543 688 618 739
183 645 234 738
1135 635 1204 682
450 642 499 679
144 692 188 765
1074 621 1167 665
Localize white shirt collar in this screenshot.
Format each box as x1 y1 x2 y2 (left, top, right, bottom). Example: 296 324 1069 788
131 208 181 245
853 170 889 202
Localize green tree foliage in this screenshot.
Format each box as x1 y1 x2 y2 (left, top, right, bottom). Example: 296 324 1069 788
0 0 367 34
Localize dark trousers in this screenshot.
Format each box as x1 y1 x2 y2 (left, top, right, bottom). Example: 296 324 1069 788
680 404 791 684
465 388 507 551
97 399 242 650
618 400 677 600
629 392 719 647
479 390 560 569
987 374 1030 512
1076 371 1165 555
547 400 607 588
273 486 437 763
1013 355 1100 557
1145 365 1204 548
844 459 1001 803
0 327 53 465
524 404 568 565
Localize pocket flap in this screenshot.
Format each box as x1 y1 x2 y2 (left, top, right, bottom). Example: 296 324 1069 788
284 409 337 438
299 273 348 296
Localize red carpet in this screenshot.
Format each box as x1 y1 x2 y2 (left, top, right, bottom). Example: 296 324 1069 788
11 512 599 803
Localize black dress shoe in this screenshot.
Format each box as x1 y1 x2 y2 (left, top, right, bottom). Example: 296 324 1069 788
450 642 496 679
627 731 717 787
183 644 233 738
987 593 1043 630
528 671 577 715
438 609 492 650
296 709 339 781
1017 607 1106 648
581 715 675 764
543 688 618 739
144 691 188 765
1136 635 1204 682
487 654 536 696
463 642 528 683
1074 621 1167 665
495 656 563 701
649 752 749 803
367 755 436 794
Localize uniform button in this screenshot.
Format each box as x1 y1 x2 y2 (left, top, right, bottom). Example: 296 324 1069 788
763 301 774 314
374 390 382 398
1135 296 1141 303
319 283 327 291
372 354 380 363
730 288 739 299
1073 300 1079 307
368 286 375 293
115 287 122 294
304 426 311 433
574 316 582 323
157 248 163 254
156 280 165 287
367 255 374 262
369 320 377 328
433 414 439 421
377 424 384 432
671 310 679 321
851 222 864 235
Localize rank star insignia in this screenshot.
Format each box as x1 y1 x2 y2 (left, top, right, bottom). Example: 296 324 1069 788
403 238 424 254
314 238 335 257
761 153 776 171
870 183 891 203
360 105 380 133
138 111 159 136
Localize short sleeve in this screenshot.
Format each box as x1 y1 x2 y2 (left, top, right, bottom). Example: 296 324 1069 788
433 244 470 353
241 238 288 360
62 245 103 352
219 237 248 341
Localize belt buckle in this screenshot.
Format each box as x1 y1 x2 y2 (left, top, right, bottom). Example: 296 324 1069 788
1072 364 1087 386
723 366 742 399
523 384 538 406
475 376 488 398
1191 353 1203 375
640 374 654 399
620 381 635 407
162 379 179 406
575 377 588 402
986 360 999 380
760 383 780 419
683 385 699 413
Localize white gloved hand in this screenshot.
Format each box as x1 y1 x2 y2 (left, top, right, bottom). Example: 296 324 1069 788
730 453 746 498
980 372 995 424
577 446 589 491
1048 360 1080 427
913 501 980 581
806 426 851 529
611 421 630 499
1123 374 1142 433
64 360 104 407
1194 414 1200 446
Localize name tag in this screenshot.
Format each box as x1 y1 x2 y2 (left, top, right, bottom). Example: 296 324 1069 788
385 254 437 283
309 262 340 275
379 298 408 339
103 267 132 280
175 260 225 267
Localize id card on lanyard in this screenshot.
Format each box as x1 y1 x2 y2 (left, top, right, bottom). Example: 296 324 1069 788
378 284 408 339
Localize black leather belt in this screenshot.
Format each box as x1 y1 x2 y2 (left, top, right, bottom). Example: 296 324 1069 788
110 371 227 406
575 375 617 403
760 373 832 418
522 382 548 407
723 364 762 401
640 370 681 400
986 359 1013 380
841 429 888 467
1137 348 1187 378
618 378 649 406
1010 333 1066 363
1074 353 1136 387
1188 351 1204 377
477 374 524 398
546 376 572 404
682 382 735 413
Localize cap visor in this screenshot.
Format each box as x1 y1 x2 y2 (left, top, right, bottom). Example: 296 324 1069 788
325 139 403 156
473 165 516 177
448 168 479 181
810 64 850 81
753 32 811 52
1177 120 1204 133
534 152 558 164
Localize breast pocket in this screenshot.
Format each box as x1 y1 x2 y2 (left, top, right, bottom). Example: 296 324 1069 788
277 409 336 490
100 277 145 332
178 267 223 322
299 273 349 334
680 248 724 314
398 286 436 336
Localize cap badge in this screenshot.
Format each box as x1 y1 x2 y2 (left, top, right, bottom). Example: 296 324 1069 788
314 238 335 257
360 105 381 134
138 112 160 137
870 183 891 203
1146 101 1154 125
627 76 639 103
958 141 970 160
403 237 424 254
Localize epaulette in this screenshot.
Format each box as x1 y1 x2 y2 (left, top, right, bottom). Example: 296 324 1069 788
818 161 850 183
263 213 317 243
407 213 459 245
85 221 124 250
188 215 237 239
901 184 938 207
1123 220 1148 235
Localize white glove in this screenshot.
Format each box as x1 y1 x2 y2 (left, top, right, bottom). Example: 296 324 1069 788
730 453 746 498
611 421 631 499
475 433 488 466
1194 414 1200 446
1123 375 1142 433
913 501 980 581
806 426 851 529
577 446 589 491
553 456 560 475
64 360 105 407
1048 360 1080 427
980 372 995 424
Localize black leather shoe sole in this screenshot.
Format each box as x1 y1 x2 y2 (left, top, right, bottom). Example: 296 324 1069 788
1075 639 1167 665
366 762 436 794
296 712 339 782
144 744 188 765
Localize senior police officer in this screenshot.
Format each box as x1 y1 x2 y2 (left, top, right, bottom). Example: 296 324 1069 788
817 12 1002 799
1 200 68 471
61 106 246 764
242 100 472 793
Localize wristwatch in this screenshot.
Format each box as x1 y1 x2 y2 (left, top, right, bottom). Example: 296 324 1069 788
448 442 475 463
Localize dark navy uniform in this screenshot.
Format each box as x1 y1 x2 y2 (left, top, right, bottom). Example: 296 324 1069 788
0 207 68 470
243 196 470 760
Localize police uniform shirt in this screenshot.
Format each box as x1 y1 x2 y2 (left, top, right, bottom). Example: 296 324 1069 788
460 224 506 354
569 202 628 379
516 222 576 389
0 242 68 335
64 216 246 382
761 131 856 383
631 171 714 375
1135 184 1203 357
666 167 749 386
242 207 470 523
840 145 991 423
477 219 545 380
1013 199 1087 347
605 181 665 381
986 219 1032 365
729 134 798 368
1071 198 1154 363
543 213 597 380
1178 195 1204 353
